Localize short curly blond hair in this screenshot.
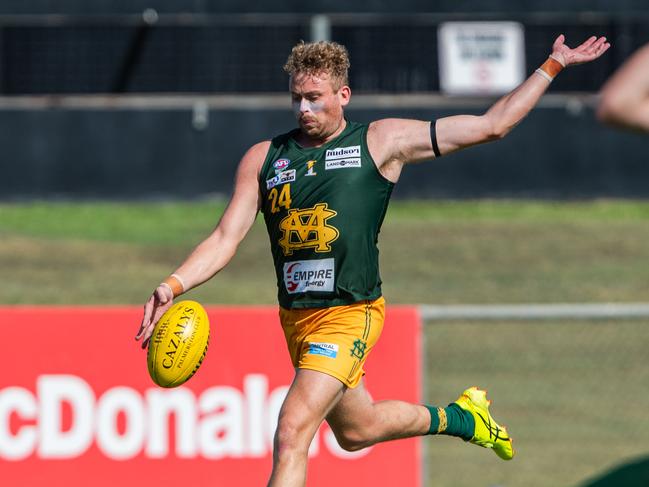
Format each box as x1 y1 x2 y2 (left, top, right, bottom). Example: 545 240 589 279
283 41 350 91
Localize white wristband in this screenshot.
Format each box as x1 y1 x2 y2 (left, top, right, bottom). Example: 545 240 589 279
549 54 566 67
159 282 175 298
535 68 554 83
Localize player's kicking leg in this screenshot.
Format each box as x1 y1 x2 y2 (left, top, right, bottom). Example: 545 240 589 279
326 381 514 460
326 380 431 449
453 386 514 460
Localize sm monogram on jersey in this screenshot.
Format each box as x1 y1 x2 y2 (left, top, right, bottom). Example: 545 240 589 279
277 203 339 256
325 145 362 170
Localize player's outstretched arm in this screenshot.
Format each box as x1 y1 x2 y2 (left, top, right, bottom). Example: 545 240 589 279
598 43 649 132
135 141 270 348
368 35 610 173
441 35 610 150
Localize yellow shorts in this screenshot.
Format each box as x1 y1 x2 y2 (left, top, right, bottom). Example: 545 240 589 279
279 297 385 388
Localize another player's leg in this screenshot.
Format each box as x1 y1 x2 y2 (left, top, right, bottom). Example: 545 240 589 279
267 368 345 487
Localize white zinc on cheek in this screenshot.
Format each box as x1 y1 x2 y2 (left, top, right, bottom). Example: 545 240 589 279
292 99 325 117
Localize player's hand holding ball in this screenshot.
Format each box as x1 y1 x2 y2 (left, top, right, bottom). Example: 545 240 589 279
135 274 210 387
135 282 176 349
146 300 210 387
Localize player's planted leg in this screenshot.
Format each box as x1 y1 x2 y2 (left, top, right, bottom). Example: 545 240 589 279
267 369 345 487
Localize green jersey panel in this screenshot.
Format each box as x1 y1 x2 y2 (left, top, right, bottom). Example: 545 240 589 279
259 120 394 309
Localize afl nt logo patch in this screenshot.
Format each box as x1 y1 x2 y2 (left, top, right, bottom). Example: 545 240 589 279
273 159 290 172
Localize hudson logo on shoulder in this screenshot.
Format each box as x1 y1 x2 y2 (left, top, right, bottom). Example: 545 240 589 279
266 169 296 190
283 258 335 293
325 145 361 170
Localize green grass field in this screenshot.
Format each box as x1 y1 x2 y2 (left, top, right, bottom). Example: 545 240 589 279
3 199 649 305
2 199 649 486
423 320 649 487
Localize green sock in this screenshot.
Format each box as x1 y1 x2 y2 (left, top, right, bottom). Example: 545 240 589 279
425 403 475 441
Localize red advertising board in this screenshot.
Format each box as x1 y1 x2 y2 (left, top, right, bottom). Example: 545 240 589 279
0 306 421 487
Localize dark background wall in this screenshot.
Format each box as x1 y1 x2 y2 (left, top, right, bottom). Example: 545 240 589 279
0 2 647 200
2 104 647 200
0 0 648 14
1 13 647 95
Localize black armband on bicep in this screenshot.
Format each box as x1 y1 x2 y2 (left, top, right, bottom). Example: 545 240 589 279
430 120 442 158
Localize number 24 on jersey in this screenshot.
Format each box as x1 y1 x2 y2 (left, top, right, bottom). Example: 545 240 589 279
268 184 292 213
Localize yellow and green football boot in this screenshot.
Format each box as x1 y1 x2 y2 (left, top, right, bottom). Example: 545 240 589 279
454 386 514 460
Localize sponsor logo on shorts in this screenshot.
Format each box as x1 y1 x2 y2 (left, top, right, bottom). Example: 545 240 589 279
266 169 296 190
307 342 339 359
325 145 361 170
283 258 335 293
273 158 290 172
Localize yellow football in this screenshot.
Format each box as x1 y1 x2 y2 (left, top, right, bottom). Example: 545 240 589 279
147 300 210 388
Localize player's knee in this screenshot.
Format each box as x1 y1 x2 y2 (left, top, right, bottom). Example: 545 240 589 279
337 437 367 452
274 418 311 458
332 426 372 452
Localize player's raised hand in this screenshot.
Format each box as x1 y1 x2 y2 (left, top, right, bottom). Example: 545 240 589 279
135 285 174 349
550 34 610 67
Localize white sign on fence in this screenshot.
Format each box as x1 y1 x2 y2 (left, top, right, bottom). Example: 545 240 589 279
438 21 525 95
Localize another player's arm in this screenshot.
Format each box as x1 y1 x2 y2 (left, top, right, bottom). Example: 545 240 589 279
598 43 649 132
136 141 270 347
369 35 610 177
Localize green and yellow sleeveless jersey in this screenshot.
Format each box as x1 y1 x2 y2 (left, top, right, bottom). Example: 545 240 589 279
259 120 394 309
